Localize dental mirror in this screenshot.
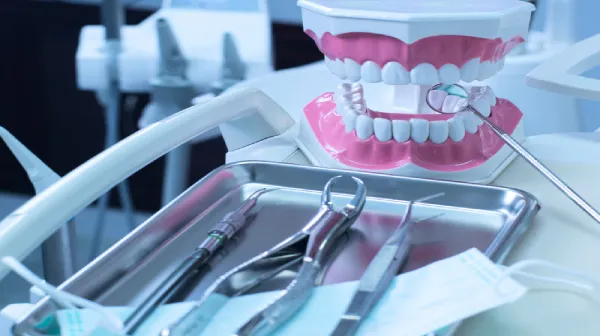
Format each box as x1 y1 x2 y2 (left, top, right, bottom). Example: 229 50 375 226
426 83 600 225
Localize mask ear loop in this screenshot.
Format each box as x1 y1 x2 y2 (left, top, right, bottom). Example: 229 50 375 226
495 259 600 304
2 256 125 333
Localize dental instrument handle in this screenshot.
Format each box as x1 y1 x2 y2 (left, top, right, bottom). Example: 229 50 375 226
124 189 274 333
469 107 600 225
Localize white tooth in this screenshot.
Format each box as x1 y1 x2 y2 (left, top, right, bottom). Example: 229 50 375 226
373 118 392 142
333 58 348 79
392 120 411 142
462 113 480 133
477 61 496 81
448 116 466 142
497 58 505 72
442 95 462 113
461 58 480 83
345 59 361 82
427 90 448 111
429 121 449 144
325 57 335 73
361 61 382 83
382 62 409 85
427 90 448 112
439 64 461 84
356 115 374 140
343 110 359 133
483 86 497 106
410 63 439 85
410 119 429 144
470 97 491 117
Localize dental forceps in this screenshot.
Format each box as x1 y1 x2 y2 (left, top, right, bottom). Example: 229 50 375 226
124 188 278 334
426 83 600 225
330 192 444 336
162 176 367 336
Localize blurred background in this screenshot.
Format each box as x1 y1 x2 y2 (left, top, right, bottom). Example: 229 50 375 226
0 0 597 306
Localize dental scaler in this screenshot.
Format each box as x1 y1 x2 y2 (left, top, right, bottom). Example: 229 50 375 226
124 188 277 334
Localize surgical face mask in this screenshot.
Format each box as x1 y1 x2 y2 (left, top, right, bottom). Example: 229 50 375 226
2 249 599 336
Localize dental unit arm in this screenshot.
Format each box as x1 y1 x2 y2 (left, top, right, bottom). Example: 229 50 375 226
0 87 293 282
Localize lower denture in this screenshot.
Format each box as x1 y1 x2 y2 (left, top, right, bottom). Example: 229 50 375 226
304 92 522 172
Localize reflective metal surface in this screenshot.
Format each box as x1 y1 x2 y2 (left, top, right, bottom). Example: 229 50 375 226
13 161 539 335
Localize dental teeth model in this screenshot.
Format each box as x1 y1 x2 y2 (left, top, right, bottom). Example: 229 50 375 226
297 0 535 183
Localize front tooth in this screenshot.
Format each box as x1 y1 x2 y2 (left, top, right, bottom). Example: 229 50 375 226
461 58 480 83
410 119 429 144
343 110 359 133
448 116 466 142
345 59 361 82
470 98 491 117
427 90 448 111
373 118 392 142
462 113 480 133
477 61 496 81
382 62 409 85
332 58 348 79
356 115 374 140
439 64 461 84
429 121 449 144
361 61 382 83
392 120 411 142
410 63 439 85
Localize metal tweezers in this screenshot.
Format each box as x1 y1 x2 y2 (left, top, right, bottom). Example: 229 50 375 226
330 192 445 336
161 175 367 336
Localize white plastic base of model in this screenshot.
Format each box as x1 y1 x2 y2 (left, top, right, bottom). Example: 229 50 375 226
76 8 273 92
527 33 600 101
479 32 581 136
0 87 286 282
298 0 533 44
0 303 33 333
294 118 524 184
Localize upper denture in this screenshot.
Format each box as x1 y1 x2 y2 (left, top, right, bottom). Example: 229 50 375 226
308 31 524 71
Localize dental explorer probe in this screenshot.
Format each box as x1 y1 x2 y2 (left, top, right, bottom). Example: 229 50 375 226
426 83 600 226
330 193 445 336
123 188 278 334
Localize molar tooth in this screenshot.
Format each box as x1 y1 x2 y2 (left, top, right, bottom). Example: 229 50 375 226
497 58 505 72
442 95 462 113
462 113 480 133
439 64 461 84
324 57 335 74
461 58 480 83
429 121 449 144
332 58 347 79
392 120 411 142
470 97 491 117
345 59 361 82
361 61 382 83
448 116 466 142
409 119 429 144
483 86 497 106
410 63 439 85
373 118 392 142
477 61 496 81
355 115 374 140
382 62 409 85
343 110 359 133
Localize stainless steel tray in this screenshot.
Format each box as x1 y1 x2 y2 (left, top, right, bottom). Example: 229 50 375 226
15 161 539 335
